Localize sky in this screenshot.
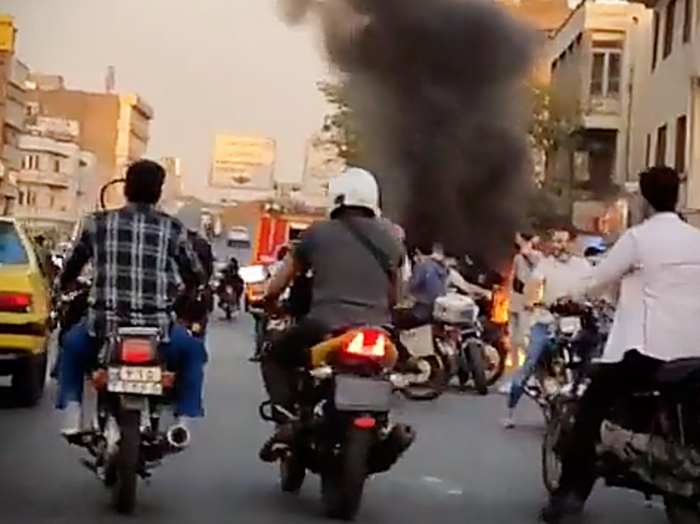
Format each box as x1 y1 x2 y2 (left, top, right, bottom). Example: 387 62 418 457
5 0 330 188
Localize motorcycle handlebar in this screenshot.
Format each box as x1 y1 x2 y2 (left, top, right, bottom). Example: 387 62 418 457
99 178 126 210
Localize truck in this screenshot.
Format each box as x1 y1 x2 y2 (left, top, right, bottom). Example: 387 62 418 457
251 209 324 264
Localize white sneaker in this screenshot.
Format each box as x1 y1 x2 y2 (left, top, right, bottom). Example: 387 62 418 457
501 409 515 429
60 402 83 436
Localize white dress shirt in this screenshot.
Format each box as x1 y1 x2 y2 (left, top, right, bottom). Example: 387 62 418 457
527 255 592 325
574 212 700 362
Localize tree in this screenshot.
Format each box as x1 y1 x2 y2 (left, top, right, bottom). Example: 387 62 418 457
524 81 581 231
316 79 363 165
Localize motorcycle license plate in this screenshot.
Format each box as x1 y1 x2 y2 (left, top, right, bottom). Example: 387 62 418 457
334 375 392 412
107 366 163 396
558 317 581 335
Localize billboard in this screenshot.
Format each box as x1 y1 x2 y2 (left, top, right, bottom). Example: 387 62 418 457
210 134 276 190
0 16 15 53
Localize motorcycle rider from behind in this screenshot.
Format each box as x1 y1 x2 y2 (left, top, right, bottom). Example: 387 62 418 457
541 166 700 522
256 166 403 461
57 159 209 440
173 208 215 336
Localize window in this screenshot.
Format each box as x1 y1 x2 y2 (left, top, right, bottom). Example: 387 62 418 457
676 115 687 172
656 124 668 165
652 11 660 69
645 134 651 166
663 0 676 59
18 190 24 206
24 102 38 118
683 0 692 42
0 222 28 265
22 155 39 170
590 49 622 97
49 194 55 209
53 159 61 172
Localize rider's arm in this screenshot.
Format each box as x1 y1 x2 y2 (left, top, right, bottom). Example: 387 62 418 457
448 268 492 299
572 230 639 298
264 253 297 302
59 215 94 292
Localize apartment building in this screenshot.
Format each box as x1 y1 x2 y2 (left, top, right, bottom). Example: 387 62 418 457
627 0 700 223
545 0 652 231
26 77 153 209
0 15 25 214
159 156 184 214
16 116 95 229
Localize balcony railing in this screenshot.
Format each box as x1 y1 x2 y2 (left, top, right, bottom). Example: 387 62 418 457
17 170 71 188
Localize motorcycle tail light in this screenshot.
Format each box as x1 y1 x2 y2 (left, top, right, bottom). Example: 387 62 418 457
119 338 156 364
353 416 376 429
337 329 398 368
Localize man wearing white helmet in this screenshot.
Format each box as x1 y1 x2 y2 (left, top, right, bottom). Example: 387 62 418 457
258 166 403 461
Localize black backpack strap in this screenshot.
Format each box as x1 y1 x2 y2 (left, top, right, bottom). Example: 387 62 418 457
340 218 394 280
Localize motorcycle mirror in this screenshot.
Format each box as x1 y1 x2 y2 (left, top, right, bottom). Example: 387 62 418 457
239 265 268 284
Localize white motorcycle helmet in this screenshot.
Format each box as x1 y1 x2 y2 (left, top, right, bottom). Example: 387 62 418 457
328 166 380 217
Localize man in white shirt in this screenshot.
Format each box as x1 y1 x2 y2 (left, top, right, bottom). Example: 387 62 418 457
503 228 590 428
542 166 700 523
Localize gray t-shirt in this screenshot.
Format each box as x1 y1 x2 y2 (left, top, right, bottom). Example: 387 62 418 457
295 217 402 330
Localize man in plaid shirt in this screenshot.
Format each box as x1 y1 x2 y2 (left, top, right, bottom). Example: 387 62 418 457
57 160 208 438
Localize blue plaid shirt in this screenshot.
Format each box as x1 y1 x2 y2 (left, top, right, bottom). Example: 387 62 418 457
61 203 205 341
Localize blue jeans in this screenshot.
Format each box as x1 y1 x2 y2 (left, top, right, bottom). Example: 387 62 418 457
253 314 266 354
56 321 208 417
507 322 551 409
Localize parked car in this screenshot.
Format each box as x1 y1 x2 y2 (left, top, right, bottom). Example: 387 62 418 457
0 218 51 406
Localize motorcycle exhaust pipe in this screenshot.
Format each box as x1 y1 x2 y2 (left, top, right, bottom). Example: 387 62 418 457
166 424 191 451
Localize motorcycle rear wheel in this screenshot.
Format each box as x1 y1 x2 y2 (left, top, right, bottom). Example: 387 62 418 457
541 406 568 494
111 410 141 514
280 450 306 493
321 429 371 520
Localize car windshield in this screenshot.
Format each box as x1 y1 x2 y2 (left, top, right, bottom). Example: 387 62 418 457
0 223 28 264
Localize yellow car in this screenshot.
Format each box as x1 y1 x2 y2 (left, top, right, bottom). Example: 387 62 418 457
0 218 51 406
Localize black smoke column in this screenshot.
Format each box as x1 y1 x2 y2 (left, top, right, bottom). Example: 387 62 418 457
279 0 535 271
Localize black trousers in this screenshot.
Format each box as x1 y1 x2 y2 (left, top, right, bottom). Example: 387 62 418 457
557 350 662 498
260 318 327 420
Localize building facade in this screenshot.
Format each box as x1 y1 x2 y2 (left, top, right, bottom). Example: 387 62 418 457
15 116 93 228
0 16 25 213
159 156 184 214
300 133 344 208
25 79 153 210
545 0 652 231
628 0 700 223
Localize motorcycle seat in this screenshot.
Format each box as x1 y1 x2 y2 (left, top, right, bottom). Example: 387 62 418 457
654 357 700 386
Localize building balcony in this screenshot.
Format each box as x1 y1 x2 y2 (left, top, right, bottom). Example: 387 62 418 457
17 170 72 188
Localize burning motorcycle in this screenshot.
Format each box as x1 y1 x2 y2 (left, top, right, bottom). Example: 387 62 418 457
258 321 414 520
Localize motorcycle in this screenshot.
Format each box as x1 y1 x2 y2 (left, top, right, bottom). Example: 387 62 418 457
542 356 700 522
60 178 192 514
64 327 189 514
258 317 414 520
218 284 239 320
526 300 610 424
394 292 495 399
50 276 92 378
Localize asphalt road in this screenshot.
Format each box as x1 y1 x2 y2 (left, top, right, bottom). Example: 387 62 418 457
0 315 672 524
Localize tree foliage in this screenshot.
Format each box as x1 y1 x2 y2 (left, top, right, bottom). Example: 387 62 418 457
316 79 363 165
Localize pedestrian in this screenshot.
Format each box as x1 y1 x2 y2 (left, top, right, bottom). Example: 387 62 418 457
499 233 541 394
503 226 590 428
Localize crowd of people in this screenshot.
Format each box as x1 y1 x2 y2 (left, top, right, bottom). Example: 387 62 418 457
43 156 700 522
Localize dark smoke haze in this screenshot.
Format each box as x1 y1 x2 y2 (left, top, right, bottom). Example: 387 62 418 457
280 0 536 270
